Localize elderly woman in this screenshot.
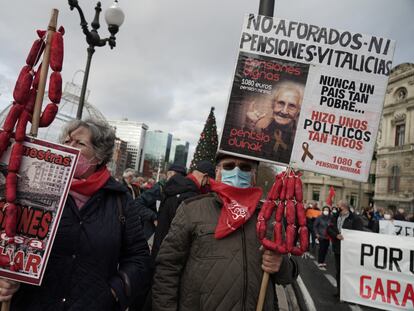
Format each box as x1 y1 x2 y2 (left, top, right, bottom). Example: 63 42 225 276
0 118 152 311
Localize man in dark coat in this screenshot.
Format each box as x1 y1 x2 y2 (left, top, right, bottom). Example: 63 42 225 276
151 160 215 260
327 200 363 298
152 154 298 311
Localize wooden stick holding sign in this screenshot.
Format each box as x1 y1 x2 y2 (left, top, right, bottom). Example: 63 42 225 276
30 8 59 137
255 166 308 311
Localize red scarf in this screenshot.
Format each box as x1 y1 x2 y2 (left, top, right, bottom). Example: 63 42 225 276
210 179 262 239
70 166 111 196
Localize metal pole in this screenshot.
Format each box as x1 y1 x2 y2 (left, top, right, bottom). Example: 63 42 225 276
258 0 274 16
76 46 95 120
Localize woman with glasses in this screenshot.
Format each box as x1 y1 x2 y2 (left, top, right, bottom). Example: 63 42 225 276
0 119 152 311
152 153 298 311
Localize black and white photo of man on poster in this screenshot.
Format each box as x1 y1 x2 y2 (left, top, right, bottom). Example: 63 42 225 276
220 51 309 164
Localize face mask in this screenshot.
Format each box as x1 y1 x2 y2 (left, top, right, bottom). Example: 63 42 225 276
332 209 338 215
384 214 392 220
74 153 98 178
323 210 329 216
221 167 252 188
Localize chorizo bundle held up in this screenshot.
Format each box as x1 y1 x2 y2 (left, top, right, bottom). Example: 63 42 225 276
256 169 308 256
0 27 64 270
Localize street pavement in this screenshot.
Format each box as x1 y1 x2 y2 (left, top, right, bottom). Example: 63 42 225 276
294 244 382 311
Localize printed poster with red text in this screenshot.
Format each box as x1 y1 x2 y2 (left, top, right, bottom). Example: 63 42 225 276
0 137 78 285
219 14 395 181
341 229 414 310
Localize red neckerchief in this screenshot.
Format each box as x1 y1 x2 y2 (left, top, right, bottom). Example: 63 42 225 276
210 179 262 239
70 166 111 196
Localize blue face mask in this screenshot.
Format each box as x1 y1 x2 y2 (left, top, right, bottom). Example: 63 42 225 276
220 167 252 188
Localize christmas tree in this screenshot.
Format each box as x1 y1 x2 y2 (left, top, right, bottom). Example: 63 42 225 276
190 107 218 169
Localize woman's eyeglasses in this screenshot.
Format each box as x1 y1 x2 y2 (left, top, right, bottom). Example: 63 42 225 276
221 161 253 172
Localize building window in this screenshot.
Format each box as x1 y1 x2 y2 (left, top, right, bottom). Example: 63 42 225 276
395 124 405 146
312 191 320 201
388 166 400 192
395 87 407 101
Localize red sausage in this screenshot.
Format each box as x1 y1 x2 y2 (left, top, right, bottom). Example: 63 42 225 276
261 238 277 251
279 178 287 201
299 226 309 252
295 175 303 202
274 222 283 246
5 203 17 237
275 201 285 222
6 173 18 202
39 103 58 127
50 32 64 72
2 104 24 132
13 65 34 103
48 72 62 103
285 200 296 225
286 224 296 252
296 202 306 227
256 220 266 241
260 200 275 221
0 131 12 154
26 38 45 67
15 111 31 142
32 64 41 90
8 143 24 172
286 173 295 200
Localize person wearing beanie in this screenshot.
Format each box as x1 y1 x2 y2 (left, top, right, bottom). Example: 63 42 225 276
140 161 215 311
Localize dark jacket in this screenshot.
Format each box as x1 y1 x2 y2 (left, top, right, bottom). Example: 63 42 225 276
151 174 199 259
152 193 298 311
327 211 363 254
135 182 163 240
11 177 152 311
361 213 379 233
313 215 331 239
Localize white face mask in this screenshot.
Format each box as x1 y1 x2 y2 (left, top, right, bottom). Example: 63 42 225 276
384 214 392 220
323 210 329 216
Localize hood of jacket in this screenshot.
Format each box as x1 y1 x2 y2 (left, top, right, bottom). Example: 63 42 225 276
164 173 199 197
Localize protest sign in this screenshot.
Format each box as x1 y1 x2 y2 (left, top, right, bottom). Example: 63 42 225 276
219 14 395 181
341 229 414 310
380 220 414 237
0 137 78 285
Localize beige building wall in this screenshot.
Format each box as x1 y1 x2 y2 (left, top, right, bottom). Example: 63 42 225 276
373 63 414 214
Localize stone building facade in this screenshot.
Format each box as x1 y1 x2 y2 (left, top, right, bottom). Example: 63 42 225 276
373 63 414 214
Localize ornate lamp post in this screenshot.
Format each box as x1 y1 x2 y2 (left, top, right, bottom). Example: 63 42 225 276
68 0 125 119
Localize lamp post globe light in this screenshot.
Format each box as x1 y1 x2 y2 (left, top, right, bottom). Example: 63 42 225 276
68 0 125 120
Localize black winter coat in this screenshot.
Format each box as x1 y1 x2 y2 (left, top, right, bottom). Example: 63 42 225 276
327 212 363 254
135 182 163 240
11 177 152 311
151 174 199 259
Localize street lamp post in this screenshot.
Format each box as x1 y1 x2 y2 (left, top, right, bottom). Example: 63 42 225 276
258 0 274 16
68 0 125 120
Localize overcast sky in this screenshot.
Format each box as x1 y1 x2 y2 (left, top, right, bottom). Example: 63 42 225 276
0 0 413 161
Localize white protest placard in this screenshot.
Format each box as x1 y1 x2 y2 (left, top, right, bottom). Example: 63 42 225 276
341 229 414 310
218 14 395 181
0 137 78 285
380 220 414 237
